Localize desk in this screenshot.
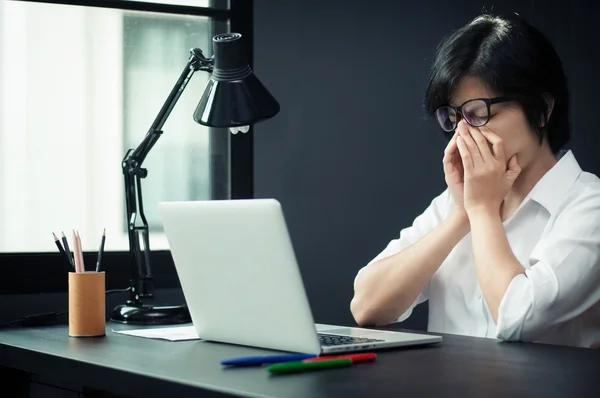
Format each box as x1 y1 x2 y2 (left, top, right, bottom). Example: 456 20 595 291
1 325 599 397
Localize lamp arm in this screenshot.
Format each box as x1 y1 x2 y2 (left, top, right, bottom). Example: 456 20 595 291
130 48 214 164
121 48 213 305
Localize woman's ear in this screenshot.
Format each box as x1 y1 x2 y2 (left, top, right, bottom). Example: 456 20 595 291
541 93 555 127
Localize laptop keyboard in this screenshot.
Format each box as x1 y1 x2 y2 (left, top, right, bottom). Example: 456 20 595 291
318 333 384 346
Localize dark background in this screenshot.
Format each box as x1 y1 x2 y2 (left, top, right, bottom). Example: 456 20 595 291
252 0 600 330
2 0 599 334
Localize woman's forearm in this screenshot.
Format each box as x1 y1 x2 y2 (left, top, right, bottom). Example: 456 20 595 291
351 210 470 326
468 208 525 322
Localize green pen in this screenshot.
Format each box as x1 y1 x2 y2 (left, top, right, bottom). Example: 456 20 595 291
266 358 352 374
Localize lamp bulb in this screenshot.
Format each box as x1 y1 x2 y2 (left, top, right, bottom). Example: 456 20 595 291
229 125 250 134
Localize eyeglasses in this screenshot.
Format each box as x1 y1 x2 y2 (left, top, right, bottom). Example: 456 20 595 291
435 97 513 132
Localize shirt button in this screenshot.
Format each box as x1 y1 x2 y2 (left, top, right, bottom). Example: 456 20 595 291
477 292 482 299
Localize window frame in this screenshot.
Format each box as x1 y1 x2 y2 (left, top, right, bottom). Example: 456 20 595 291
0 0 254 294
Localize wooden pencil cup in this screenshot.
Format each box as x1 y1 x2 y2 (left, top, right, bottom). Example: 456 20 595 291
68 272 106 337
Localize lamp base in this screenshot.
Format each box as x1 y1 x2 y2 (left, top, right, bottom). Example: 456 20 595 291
110 303 191 325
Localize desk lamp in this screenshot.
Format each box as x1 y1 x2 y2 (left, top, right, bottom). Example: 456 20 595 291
110 33 280 324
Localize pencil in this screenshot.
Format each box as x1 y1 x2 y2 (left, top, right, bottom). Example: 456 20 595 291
53 232 72 270
95 228 106 272
73 230 81 273
76 230 85 272
61 231 74 268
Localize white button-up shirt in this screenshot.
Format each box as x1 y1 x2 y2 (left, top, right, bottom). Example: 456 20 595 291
359 150 600 348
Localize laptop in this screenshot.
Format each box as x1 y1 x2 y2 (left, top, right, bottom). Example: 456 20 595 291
158 198 441 355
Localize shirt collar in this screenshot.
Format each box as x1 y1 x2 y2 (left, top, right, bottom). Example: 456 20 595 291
526 149 582 215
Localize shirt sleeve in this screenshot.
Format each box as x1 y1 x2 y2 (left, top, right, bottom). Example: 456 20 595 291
354 188 452 323
496 193 600 342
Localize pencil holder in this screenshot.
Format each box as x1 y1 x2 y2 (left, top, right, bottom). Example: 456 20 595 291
68 271 106 337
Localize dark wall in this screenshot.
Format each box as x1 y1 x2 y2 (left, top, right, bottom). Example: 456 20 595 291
253 0 600 329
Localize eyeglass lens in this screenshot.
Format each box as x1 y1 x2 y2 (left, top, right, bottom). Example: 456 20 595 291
435 99 489 132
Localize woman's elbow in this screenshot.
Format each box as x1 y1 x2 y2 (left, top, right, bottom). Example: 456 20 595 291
495 315 546 343
350 269 409 326
495 328 522 342
351 275 378 326
350 296 379 327
350 295 397 327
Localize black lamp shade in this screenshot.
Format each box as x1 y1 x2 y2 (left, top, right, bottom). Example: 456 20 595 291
193 33 280 127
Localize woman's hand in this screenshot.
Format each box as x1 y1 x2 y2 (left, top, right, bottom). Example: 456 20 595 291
443 128 466 216
455 124 521 217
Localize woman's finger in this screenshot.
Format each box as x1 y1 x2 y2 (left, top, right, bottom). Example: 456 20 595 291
479 128 505 161
469 126 494 162
456 136 473 169
444 133 458 156
457 123 483 166
443 133 458 171
443 152 453 174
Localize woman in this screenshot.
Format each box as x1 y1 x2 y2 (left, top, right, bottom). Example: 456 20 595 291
350 13 600 348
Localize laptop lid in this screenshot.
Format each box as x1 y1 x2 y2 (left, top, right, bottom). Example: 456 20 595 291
159 199 322 355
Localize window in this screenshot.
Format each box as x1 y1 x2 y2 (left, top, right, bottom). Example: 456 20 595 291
0 0 231 253
126 0 229 7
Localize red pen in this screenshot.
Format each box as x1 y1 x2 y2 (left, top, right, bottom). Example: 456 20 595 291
303 353 377 363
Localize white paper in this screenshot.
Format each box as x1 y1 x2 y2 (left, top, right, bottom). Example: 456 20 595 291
112 325 200 341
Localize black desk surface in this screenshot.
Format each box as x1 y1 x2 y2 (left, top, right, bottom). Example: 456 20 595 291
1 324 599 398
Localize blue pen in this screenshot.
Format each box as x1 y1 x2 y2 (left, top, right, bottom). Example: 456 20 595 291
221 353 317 367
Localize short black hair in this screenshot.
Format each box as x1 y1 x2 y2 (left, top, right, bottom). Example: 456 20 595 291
424 13 569 153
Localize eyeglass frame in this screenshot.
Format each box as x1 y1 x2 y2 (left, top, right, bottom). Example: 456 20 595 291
435 96 515 132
